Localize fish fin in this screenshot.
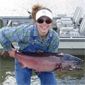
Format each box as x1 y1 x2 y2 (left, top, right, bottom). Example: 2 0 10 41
53 63 62 71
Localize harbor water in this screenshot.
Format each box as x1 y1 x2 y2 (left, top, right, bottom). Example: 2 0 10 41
0 55 85 85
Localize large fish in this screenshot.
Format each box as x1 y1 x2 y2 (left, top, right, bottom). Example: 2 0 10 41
14 51 84 72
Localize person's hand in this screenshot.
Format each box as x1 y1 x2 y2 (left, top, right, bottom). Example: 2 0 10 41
8 49 16 58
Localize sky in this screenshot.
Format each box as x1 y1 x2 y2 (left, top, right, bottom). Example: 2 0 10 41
0 0 85 16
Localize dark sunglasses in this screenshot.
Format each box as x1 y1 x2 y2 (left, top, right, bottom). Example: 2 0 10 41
37 18 52 24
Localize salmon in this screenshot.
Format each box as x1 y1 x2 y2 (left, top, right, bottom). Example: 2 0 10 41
15 51 83 72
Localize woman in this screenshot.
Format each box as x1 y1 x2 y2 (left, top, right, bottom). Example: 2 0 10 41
0 4 59 85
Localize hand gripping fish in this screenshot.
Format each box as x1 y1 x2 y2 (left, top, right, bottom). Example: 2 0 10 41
14 51 84 72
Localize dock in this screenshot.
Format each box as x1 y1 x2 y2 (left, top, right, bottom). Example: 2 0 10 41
59 38 85 55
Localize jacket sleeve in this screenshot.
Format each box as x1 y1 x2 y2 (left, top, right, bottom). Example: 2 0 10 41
48 32 60 53
0 24 28 51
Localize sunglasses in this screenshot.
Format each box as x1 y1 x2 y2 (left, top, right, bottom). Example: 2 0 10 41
37 18 52 24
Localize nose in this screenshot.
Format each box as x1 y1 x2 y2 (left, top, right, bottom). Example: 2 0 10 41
42 21 48 25
41 22 49 27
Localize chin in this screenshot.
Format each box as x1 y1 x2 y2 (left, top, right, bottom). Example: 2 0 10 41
42 31 48 35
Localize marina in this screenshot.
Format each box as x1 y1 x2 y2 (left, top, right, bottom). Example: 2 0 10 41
0 0 85 85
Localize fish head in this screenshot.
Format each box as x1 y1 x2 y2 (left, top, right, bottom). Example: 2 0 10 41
61 54 84 70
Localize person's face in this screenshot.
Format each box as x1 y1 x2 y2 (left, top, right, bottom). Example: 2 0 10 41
36 16 52 36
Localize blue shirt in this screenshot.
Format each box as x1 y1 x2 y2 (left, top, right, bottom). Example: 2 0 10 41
0 24 59 52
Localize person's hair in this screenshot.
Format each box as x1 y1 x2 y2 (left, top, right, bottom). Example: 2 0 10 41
31 4 52 21
32 4 44 21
